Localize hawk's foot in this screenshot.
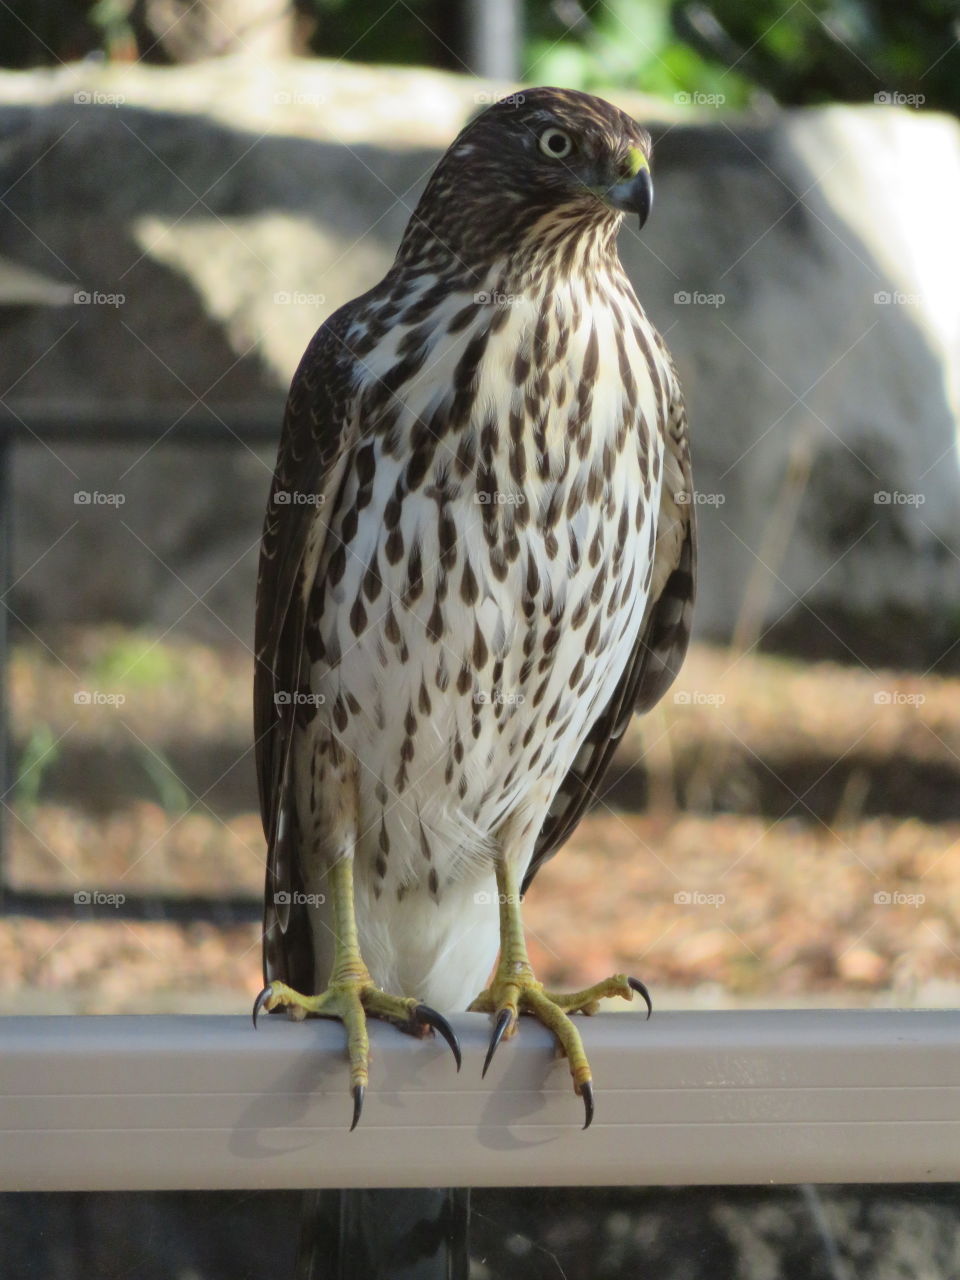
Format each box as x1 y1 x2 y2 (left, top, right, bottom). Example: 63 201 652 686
469 969 651 1129
254 854 459 1128
253 978 461 1130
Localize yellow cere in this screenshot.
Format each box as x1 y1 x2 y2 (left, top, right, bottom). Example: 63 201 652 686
625 145 648 176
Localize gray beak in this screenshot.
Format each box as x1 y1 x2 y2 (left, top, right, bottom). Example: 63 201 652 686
606 166 653 228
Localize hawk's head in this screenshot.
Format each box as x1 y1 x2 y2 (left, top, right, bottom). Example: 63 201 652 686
399 87 654 272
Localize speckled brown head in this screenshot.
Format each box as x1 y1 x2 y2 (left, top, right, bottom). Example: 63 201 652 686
398 86 654 272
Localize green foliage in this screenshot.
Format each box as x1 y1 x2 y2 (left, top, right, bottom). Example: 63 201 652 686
15 724 60 819
88 0 136 52
674 0 960 112
90 634 177 691
0 0 956 114
139 746 190 814
523 0 958 112
525 0 753 105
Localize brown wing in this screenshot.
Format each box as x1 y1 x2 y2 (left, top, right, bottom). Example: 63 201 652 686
522 379 696 893
255 305 359 989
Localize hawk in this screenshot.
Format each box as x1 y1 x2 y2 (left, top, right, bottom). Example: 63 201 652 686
253 87 696 1129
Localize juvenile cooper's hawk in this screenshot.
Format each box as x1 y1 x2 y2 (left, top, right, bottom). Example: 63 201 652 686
254 87 696 1128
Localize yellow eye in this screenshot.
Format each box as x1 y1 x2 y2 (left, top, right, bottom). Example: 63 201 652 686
539 128 573 159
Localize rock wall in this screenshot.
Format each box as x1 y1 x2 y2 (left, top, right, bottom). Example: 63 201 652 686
1 59 957 666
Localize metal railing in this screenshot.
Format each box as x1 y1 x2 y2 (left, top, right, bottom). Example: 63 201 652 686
4 1009 960 1191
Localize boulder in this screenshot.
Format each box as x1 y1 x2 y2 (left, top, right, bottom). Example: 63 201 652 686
0 59 957 666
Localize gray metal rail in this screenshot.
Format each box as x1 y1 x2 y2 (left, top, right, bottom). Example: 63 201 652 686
3 1010 960 1191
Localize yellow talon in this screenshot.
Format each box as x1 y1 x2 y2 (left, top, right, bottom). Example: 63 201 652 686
470 862 651 1128
253 858 461 1129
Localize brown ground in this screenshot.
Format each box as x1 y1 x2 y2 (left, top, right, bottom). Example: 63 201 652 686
2 629 958 1013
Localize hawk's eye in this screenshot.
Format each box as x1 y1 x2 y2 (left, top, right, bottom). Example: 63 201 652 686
538 128 574 159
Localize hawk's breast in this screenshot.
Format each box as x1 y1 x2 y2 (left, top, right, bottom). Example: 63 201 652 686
297 271 669 896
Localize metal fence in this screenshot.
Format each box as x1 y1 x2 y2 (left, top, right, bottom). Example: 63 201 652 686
0 401 285 923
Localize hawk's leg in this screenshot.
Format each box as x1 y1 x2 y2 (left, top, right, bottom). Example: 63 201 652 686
253 855 461 1129
468 859 651 1129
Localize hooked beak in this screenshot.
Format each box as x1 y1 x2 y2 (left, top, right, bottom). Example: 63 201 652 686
605 147 653 228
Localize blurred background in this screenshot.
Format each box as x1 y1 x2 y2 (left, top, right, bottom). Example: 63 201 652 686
0 0 959 1019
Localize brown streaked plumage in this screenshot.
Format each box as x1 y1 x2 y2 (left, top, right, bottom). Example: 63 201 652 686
254 86 696 1127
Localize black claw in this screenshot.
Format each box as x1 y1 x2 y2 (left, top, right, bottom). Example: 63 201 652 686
415 1003 462 1071
628 976 653 1020
350 1083 365 1132
252 985 273 1029
482 1008 513 1078
580 1080 595 1130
